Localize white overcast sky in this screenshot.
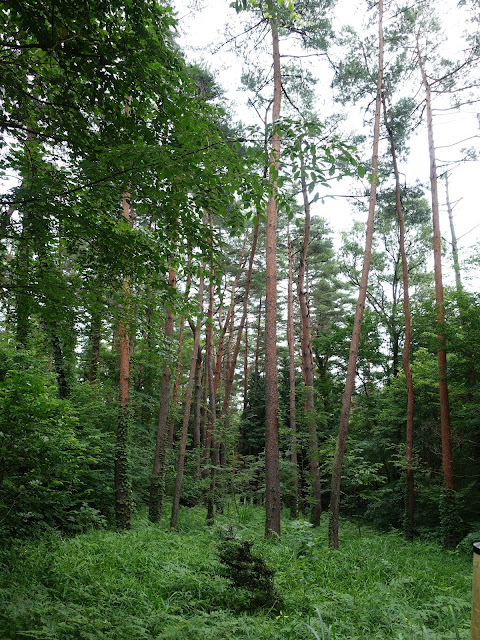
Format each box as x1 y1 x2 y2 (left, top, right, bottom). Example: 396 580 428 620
172 0 480 290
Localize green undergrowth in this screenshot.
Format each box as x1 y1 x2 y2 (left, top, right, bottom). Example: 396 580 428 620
0 504 473 639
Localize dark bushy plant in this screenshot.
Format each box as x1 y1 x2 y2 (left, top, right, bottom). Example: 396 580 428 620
217 527 282 611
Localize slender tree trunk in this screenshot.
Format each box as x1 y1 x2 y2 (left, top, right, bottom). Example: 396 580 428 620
444 174 475 388
168 273 191 449
193 343 203 449
254 296 262 384
444 173 463 293
390 258 401 378
264 10 282 539
205 260 218 524
201 357 209 450
417 38 456 546
14 128 37 348
329 0 384 549
50 326 69 399
87 309 102 383
299 145 322 527
382 94 415 541
115 190 133 531
148 267 177 523
222 224 259 417
15 221 31 348
214 235 247 395
170 274 205 530
287 233 298 517
243 319 249 414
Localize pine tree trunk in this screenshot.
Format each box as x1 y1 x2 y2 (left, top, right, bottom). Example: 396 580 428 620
222 224 259 417
416 38 456 547
243 319 249 414
170 274 205 530
299 145 322 527
254 296 262 384
168 273 191 449
115 191 133 531
205 263 218 524
264 12 282 538
193 343 203 449
201 357 209 452
444 173 463 293
329 0 384 549
382 94 415 541
148 267 177 523
287 233 299 517
214 235 247 394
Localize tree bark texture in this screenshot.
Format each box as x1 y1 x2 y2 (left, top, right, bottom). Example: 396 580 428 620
243 318 249 414
264 13 282 539
168 272 191 449
170 274 204 530
254 296 262 384
445 173 463 293
329 0 384 548
148 267 176 524
287 233 298 517
193 343 203 449
382 93 415 541
417 38 455 546
299 145 322 527
214 234 247 395
115 190 133 531
205 263 218 524
222 224 259 418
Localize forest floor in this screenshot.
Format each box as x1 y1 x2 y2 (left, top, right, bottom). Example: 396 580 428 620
0 504 474 640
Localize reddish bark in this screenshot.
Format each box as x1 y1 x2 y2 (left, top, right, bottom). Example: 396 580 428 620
264 13 282 538
214 235 247 395
193 343 203 449
168 272 191 449
382 94 415 541
299 145 322 527
287 233 298 516
170 274 205 530
115 190 133 531
148 267 177 523
243 318 249 414
254 296 262 383
417 38 455 545
205 260 218 524
329 0 384 548
222 224 259 418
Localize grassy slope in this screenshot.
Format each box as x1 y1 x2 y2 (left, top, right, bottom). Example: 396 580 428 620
0 504 473 640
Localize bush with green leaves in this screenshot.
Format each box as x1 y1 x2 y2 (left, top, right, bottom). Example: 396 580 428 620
0 353 104 538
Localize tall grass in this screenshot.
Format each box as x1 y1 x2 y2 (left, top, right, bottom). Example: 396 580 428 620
0 504 473 639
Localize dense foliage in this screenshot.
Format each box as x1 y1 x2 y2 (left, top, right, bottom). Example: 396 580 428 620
0 506 474 639
1 0 480 627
